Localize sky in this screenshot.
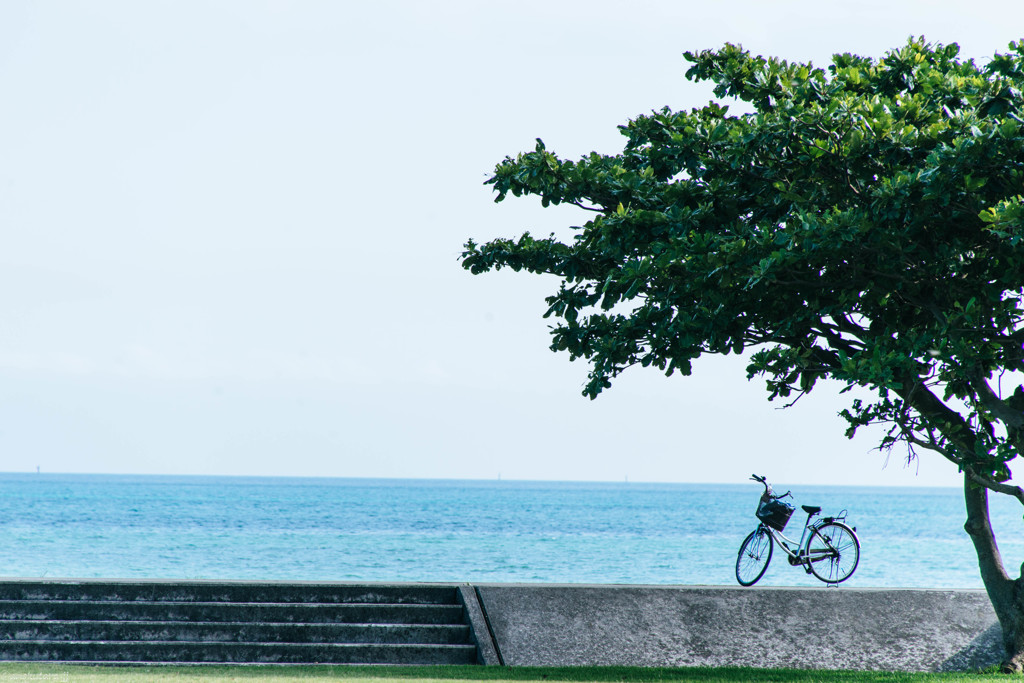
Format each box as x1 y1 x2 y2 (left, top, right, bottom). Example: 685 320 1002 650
0 1 1022 487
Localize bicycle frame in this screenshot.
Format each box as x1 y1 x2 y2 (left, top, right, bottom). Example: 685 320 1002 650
762 512 820 568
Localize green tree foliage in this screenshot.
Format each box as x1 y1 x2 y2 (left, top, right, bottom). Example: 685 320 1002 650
462 38 1024 670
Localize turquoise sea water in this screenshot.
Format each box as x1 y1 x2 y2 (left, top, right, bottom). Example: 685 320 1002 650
0 473 1021 588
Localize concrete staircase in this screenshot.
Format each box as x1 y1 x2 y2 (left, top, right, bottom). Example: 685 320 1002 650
0 581 483 664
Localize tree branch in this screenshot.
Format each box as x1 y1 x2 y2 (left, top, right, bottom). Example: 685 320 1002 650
569 201 606 213
965 468 1024 507
969 371 1024 430
905 432 963 468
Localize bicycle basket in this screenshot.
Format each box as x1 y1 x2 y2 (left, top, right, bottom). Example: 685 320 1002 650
756 495 795 531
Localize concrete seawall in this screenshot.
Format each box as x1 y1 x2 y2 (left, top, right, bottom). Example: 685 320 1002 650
472 584 1003 672
0 580 1005 671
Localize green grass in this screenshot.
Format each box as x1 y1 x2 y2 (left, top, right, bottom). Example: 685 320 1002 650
0 665 1011 683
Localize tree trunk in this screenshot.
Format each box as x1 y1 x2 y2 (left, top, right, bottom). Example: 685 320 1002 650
963 474 1024 673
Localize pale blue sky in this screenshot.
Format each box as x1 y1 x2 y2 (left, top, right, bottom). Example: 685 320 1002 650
0 1 1020 486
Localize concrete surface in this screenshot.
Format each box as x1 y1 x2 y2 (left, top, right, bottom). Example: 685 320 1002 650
456 585 501 665
0 580 1007 670
474 584 1004 672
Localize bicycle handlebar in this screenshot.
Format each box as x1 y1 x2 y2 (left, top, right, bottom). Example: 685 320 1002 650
750 474 791 500
751 474 771 497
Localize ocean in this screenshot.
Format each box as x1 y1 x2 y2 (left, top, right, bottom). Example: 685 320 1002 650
0 473 1020 589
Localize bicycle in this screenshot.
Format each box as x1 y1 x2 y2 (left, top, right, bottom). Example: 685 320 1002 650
735 474 860 586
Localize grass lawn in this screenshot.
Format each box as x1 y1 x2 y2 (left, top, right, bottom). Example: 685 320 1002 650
0 665 1011 683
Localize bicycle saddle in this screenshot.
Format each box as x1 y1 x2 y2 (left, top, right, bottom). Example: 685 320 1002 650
802 505 821 515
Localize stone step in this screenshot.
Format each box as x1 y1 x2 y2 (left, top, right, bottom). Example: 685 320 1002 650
0 582 458 605
0 620 471 644
0 600 464 625
0 581 486 665
0 640 479 664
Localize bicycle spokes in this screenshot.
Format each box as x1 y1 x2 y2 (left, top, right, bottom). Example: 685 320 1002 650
807 523 860 583
735 528 773 586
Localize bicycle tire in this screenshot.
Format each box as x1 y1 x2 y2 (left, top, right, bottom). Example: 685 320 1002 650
736 526 773 586
807 522 860 584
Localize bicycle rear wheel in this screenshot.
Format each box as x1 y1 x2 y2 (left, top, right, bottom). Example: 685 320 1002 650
807 522 860 583
736 526 773 586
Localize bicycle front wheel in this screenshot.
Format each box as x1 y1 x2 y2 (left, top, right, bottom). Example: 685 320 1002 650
736 526 773 586
807 522 860 584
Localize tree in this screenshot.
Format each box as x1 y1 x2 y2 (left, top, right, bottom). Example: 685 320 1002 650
461 38 1024 672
